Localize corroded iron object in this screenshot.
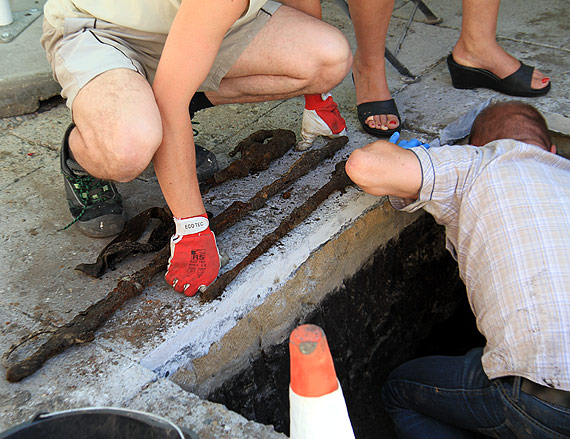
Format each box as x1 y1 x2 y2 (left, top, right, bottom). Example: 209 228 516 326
75 206 173 278
201 161 353 303
203 129 296 190
3 246 169 382
1 135 350 381
211 136 348 234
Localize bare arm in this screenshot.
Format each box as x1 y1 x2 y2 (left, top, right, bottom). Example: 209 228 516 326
151 0 248 218
345 139 422 199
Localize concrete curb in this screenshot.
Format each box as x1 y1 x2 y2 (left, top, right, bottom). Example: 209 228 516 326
0 8 61 118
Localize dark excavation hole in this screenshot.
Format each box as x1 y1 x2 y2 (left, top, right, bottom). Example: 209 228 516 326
206 214 485 438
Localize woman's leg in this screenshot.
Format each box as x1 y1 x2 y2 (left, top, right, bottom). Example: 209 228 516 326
452 0 549 91
348 0 399 131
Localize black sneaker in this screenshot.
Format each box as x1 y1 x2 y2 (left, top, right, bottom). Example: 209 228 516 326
60 124 125 238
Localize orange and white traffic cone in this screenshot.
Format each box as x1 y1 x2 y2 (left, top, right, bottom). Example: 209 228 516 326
289 324 355 439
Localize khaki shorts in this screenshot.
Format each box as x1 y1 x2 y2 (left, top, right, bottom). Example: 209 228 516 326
41 1 281 110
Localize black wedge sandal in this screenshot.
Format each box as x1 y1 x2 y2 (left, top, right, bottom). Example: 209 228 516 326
447 54 551 98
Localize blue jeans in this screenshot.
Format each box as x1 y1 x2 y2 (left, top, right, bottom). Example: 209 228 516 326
381 348 570 439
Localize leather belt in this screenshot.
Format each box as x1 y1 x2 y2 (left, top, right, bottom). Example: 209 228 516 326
515 377 570 409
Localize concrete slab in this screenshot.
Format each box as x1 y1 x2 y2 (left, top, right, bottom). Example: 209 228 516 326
396 38 568 137
393 0 570 50
0 1 60 117
0 0 568 436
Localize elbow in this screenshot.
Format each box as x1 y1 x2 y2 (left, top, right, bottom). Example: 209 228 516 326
346 145 392 196
346 148 372 190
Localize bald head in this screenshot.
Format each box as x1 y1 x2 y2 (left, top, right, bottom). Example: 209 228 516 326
469 101 552 151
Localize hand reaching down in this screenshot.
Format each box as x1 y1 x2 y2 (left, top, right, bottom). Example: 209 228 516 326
165 214 220 296
389 132 430 150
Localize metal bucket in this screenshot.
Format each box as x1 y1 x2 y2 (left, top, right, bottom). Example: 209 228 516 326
0 407 198 439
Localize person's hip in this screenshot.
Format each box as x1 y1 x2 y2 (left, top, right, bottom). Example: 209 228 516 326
500 376 570 409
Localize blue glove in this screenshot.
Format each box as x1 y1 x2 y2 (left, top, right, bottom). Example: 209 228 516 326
389 132 430 149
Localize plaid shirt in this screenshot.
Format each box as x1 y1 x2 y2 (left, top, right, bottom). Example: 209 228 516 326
390 140 570 391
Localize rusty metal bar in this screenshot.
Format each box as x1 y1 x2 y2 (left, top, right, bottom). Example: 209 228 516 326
201 161 354 303
211 136 348 234
2 136 349 380
3 246 169 382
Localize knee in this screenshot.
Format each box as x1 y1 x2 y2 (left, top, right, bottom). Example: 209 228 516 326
103 121 162 182
381 369 400 410
313 29 352 89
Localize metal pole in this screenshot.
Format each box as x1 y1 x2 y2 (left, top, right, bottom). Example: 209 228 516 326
394 0 420 57
0 0 13 26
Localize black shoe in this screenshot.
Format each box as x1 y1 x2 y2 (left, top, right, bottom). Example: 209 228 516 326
195 143 219 182
190 92 219 181
60 124 125 238
447 54 551 97
189 91 214 119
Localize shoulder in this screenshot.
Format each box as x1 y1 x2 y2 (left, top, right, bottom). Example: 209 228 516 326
484 139 570 172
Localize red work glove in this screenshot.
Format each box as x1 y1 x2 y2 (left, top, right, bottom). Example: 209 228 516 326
165 214 220 296
297 93 347 151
